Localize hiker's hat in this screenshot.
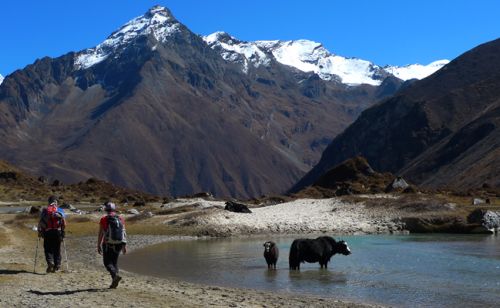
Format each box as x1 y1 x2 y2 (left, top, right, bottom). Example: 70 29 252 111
48 195 58 205
104 202 116 212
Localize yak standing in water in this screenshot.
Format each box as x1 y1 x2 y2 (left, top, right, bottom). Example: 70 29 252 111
263 241 279 269
289 236 351 270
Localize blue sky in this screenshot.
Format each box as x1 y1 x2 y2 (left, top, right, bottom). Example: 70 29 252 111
1 0 499 75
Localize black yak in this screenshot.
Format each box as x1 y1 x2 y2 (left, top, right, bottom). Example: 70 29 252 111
289 236 351 270
263 241 279 269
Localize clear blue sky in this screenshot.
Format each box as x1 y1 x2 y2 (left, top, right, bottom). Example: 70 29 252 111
1 0 499 75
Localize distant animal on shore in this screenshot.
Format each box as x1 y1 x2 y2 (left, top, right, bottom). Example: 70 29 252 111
289 236 351 270
263 241 279 269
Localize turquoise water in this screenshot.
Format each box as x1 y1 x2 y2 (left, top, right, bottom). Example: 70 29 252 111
121 235 500 307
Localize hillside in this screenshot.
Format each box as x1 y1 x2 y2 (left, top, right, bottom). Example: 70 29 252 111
0 160 159 203
292 38 500 192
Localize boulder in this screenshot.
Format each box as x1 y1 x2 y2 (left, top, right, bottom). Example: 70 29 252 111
132 211 154 220
224 201 252 213
127 209 140 215
37 176 48 183
385 176 410 192
25 206 41 215
472 198 485 205
467 209 500 233
193 192 213 199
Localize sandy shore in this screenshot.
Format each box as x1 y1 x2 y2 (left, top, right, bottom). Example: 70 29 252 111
167 196 406 236
0 216 373 308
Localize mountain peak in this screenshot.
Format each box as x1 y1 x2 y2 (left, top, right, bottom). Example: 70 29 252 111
75 5 181 70
146 5 173 17
0 74 4 85
204 31 239 45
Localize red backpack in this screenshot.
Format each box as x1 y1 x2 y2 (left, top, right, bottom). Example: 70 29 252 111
41 205 64 230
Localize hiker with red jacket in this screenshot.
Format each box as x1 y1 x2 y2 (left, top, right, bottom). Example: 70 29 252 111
97 202 127 289
38 195 66 273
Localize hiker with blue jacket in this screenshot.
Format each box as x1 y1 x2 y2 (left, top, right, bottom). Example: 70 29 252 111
38 195 66 273
97 202 127 289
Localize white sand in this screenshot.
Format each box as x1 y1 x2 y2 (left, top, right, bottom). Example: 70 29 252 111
181 198 404 236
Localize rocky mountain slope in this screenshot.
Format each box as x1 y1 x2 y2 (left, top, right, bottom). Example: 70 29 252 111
0 6 446 198
293 38 500 192
0 160 158 202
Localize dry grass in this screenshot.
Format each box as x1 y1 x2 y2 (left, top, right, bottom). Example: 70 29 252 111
0 230 10 248
62 215 193 237
66 220 100 237
68 216 92 223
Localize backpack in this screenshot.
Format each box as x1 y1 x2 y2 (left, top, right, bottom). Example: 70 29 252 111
105 215 126 244
41 206 64 231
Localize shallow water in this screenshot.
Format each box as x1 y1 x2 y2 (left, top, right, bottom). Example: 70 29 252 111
0 206 27 213
121 234 500 307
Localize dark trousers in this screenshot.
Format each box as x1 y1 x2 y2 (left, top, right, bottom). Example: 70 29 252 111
43 230 62 267
102 244 123 278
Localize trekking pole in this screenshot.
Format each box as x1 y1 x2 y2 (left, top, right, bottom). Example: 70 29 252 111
62 239 69 272
33 237 40 274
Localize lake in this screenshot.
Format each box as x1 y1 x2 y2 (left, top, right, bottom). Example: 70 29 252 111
121 234 500 307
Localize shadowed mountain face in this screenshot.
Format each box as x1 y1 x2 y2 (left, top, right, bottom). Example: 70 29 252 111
293 38 500 192
0 6 402 198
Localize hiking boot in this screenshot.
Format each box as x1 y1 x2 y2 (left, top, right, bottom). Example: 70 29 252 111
109 275 122 289
54 265 61 272
46 263 54 273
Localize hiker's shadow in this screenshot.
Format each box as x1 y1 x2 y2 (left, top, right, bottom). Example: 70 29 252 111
0 269 29 275
0 269 43 276
28 288 107 296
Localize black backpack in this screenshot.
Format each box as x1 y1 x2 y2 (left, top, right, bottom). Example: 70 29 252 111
105 215 126 244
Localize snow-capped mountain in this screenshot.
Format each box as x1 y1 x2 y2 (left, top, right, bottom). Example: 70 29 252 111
74 6 447 86
0 74 4 85
384 60 450 80
75 5 181 70
204 32 448 86
0 5 452 199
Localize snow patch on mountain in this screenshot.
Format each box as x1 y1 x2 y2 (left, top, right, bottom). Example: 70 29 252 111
204 32 449 86
0 74 3 85
257 40 386 85
75 6 180 70
204 33 388 86
204 32 271 73
383 60 450 80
